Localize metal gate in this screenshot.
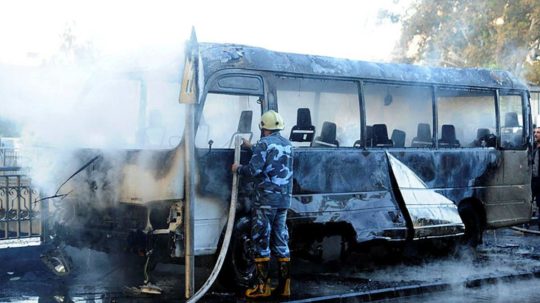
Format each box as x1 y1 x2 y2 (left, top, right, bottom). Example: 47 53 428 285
0 147 41 248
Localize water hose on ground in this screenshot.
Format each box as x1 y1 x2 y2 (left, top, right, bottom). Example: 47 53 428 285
508 215 540 235
186 135 241 303
511 226 540 235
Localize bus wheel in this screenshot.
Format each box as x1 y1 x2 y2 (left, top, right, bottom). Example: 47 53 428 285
459 203 483 248
219 217 255 289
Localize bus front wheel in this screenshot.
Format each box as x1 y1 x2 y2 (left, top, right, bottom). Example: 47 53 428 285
219 216 255 290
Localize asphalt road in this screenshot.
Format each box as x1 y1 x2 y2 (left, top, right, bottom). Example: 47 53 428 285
2 228 540 302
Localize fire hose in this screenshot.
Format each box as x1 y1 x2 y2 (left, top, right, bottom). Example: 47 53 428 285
186 135 241 303
511 226 540 235
511 218 540 235
508 215 540 235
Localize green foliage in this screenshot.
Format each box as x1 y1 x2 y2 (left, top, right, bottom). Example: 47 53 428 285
396 0 540 84
525 61 540 85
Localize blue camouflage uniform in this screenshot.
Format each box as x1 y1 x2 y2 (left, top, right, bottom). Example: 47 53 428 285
237 131 293 259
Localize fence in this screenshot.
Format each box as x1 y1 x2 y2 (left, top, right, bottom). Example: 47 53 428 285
0 147 41 245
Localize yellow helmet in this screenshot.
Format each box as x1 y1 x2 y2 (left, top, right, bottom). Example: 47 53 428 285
259 110 285 130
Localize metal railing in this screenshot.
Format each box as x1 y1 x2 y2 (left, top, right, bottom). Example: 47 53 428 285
0 147 41 243
0 174 41 241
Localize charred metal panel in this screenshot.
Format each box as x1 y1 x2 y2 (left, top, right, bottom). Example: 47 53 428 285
198 43 528 91
386 152 464 239
389 149 531 228
52 201 149 252
195 148 252 201
59 146 185 205
290 192 407 242
292 149 390 194
47 146 186 253
289 149 407 242
389 149 501 190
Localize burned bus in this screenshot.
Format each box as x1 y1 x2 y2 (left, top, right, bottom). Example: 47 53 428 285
37 33 533 291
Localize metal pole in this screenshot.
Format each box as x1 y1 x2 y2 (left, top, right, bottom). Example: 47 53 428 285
179 27 199 300
184 104 196 299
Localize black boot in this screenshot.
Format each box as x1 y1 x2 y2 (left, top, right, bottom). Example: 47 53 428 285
272 257 291 298
245 257 271 298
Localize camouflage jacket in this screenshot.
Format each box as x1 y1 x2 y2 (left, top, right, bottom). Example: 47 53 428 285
238 132 293 208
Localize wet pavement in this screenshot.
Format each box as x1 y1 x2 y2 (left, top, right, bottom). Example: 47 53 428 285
2 228 540 302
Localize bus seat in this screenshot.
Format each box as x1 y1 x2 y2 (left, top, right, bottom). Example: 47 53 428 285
438 124 460 147
391 129 406 148
353 125 372 148
504 112 519 127
372 124 393 147
312 121 339 147
411 123 432 147
289 108 316 143
473 128 495 147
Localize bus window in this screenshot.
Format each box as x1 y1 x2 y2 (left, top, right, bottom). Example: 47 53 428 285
499 93 525 149
436 88 496 148
364 83 432 148
195 93 261 148
276 77 360 147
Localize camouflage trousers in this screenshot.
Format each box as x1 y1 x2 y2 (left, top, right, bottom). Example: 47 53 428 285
251 207 290 259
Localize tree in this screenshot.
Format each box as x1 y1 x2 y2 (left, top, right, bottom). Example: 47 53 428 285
395 0 540 85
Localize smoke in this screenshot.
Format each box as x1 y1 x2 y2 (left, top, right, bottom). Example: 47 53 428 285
348 237 540 302
0 27 190 255
1 57 185 147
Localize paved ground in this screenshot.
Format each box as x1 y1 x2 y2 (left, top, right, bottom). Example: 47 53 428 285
2 228 540 302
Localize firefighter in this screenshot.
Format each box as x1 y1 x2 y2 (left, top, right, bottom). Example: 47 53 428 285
231 110 293 298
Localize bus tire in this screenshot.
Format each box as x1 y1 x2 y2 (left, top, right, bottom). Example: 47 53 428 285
219 216 255 290
459 203 483 248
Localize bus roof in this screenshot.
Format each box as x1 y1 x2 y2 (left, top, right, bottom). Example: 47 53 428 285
199 42 528 91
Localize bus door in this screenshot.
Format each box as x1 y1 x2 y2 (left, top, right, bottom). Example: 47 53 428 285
495 92 532 226
194 91 263 252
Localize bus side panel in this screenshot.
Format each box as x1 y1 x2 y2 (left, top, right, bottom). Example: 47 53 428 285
392 149 532 228
290 149 408 242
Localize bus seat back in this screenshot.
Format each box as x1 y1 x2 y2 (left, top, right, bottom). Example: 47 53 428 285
289 108 315 143
411 123 432 147
312 121 339 147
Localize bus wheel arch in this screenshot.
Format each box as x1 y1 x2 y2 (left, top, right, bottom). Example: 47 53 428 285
458 198 486 247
